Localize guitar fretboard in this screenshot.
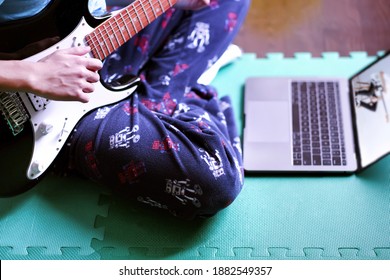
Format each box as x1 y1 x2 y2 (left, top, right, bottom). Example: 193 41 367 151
85 0 177 60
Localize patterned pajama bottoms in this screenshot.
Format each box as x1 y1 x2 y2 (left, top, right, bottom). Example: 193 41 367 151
67 0 251 219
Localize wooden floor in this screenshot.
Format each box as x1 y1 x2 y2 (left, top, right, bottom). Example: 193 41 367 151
234 0 390 57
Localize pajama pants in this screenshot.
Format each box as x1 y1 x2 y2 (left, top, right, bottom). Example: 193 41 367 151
67 0 251 219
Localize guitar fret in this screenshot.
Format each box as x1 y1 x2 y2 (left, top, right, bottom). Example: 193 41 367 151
165 0 173 10
133 6 144 29
97 27 109 57
85 34 96 59
126 8 138 34
108 19 121 49
92 43 103 60
86 0 178 61
113 17 126 44
96 34 106 60
103 24 114 53
119 12 132 39
87 32 104 60
156 0 164 13
149 0 158 18
140 1 151 24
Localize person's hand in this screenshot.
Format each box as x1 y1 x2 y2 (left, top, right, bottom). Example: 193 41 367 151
28 47 102 103
174 0 210 10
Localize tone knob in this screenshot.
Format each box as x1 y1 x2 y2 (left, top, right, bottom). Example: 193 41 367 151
39 120 54 135
31 161 45 174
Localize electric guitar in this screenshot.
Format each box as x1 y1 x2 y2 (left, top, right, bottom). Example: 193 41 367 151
0 0 177 197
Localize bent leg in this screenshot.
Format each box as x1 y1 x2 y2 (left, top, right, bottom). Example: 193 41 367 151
69 0 250 219
70 93 243 219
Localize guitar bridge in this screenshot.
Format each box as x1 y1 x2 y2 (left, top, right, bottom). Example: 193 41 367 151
0 91 30 136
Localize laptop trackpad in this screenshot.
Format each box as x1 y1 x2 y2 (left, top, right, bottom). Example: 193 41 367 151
246 101 290 143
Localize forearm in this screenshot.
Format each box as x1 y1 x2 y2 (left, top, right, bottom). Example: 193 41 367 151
0 47 102 102
0 60 35 93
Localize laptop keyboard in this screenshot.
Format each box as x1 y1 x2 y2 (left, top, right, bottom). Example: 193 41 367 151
292 81 347 166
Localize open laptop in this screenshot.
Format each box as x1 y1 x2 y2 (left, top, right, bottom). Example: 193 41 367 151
243 52 390 174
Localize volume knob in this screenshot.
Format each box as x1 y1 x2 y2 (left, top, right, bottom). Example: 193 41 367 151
39 120 54 135
31 161 45 174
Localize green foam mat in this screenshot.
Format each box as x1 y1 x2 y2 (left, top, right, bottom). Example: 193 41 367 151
1 52 389 260
0 175 105 259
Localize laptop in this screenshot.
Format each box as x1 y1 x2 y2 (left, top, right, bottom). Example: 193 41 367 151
243 52 390 174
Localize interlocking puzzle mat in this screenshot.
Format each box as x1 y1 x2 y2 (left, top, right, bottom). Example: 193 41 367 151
1 52 389 260
0 175 106 259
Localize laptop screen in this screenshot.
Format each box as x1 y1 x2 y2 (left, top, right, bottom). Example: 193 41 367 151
351 53 390 168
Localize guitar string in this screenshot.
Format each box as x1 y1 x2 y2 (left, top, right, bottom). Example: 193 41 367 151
86 0 177 59
98 0 176 41
86 0 171 58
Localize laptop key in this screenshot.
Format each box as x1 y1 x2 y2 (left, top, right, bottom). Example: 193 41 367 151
303 153 312 165
313 155 322 165
332 157 342 165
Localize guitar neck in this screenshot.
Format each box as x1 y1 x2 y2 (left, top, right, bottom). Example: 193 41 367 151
86 0 177 60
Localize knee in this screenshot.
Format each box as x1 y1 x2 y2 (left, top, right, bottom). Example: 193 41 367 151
191 164 244 219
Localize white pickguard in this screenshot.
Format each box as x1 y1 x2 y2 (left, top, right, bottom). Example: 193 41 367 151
19 17 137 180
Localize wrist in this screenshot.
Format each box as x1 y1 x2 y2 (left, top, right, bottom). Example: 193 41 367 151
0 60 36 93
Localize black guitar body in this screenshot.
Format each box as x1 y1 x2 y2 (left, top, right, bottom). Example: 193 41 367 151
0 0 104 196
